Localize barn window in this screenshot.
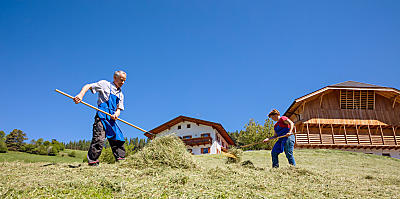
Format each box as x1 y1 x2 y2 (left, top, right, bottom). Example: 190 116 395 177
187 124 191 128
340 90 375 110
178 125 181 129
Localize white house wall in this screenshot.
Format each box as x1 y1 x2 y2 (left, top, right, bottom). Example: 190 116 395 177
157 121 228 155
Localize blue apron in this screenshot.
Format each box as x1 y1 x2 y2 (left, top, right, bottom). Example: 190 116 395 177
271 122 290 154
96 85 124 141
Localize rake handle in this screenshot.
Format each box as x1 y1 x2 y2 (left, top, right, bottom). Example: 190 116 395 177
240 133 295 148
55 89 151 135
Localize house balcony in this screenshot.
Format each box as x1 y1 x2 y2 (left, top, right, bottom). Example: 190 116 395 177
182 137 212 146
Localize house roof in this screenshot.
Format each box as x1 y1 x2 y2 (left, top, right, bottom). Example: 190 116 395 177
146 115 235 146
284 80 400 117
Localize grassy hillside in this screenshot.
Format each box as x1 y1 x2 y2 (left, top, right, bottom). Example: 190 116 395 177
0 149 86 163
1 149 399 198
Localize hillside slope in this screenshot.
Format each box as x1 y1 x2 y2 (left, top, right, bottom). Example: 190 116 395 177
0 149 399 198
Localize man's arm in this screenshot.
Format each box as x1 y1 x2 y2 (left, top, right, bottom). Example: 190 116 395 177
110 108 121 120
284 118 294 137
73 84 92 104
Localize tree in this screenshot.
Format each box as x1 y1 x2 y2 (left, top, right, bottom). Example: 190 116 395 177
5 129 28 151
0 140 7 153
229 118 276 150
0 130 5 141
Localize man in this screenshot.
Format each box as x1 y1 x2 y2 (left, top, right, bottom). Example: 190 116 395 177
73 71 127 166
263 109 296 168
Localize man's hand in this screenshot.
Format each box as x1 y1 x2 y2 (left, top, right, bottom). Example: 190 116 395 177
285 132 294 137
73 94 83 104
110 109 121 121
110 114 118 121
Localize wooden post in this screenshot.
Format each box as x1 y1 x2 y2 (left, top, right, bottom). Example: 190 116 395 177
306 123 310 144
379 125 385 145
318 121 323 144
330 124 335 144
392 126 398 145
367 124 372 145
355 124 360 145
343 125 348 144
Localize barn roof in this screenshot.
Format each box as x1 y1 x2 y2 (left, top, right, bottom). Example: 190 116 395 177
329 81 387 88
146 115 235 146
284 80 400 117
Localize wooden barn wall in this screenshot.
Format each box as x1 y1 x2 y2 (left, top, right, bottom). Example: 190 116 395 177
288 90 400 145
295 90 400 126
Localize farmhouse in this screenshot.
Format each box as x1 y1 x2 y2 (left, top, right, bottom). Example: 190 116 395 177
146 116 235 155
284 81 400 158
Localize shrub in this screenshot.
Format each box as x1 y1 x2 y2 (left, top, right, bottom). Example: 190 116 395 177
68 151 76 157
0 141 8 153
47 146 58 156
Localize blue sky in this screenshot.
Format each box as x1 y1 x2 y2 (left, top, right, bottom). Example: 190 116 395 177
1 1 399 142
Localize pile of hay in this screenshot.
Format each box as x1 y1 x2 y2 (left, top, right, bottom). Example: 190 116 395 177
226 148 243 164
123 135 196 169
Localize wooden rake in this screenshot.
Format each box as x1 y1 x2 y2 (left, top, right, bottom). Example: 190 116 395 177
55 89 154 137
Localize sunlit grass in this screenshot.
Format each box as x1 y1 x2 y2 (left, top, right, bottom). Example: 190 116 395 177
1 148 399 198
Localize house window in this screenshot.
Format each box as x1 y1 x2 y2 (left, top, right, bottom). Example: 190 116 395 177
178 125 181 130
183 135 192 139
187 124 191 128
201 148 210 154
201 133 210 137
340 90 375 110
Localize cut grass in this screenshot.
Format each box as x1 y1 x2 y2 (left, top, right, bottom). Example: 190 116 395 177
0 149 86 163
1 149 399 198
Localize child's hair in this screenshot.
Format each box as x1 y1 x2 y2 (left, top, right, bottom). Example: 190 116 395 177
268 109 280 117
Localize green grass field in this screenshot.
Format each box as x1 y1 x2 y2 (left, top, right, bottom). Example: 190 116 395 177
0 149 86 163
1 149 399 198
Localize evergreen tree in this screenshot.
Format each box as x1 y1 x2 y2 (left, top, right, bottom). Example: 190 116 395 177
5 129 28 151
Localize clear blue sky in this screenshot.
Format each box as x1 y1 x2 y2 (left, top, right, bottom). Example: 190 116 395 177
1 1 399 142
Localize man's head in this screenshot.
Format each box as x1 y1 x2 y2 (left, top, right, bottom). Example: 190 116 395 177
268 109 280 121
113 70 127 89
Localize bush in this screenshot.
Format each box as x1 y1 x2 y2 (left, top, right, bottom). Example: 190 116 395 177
68 151 76 157
0 141 8 153
47 146 58 156
37 145 48 155
123 135 196 169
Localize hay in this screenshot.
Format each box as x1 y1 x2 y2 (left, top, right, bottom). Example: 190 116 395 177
122 135 196 169
225 148 243 164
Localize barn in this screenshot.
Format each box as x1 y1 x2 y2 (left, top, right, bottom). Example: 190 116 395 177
145 116 235 155
284 81 400 158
